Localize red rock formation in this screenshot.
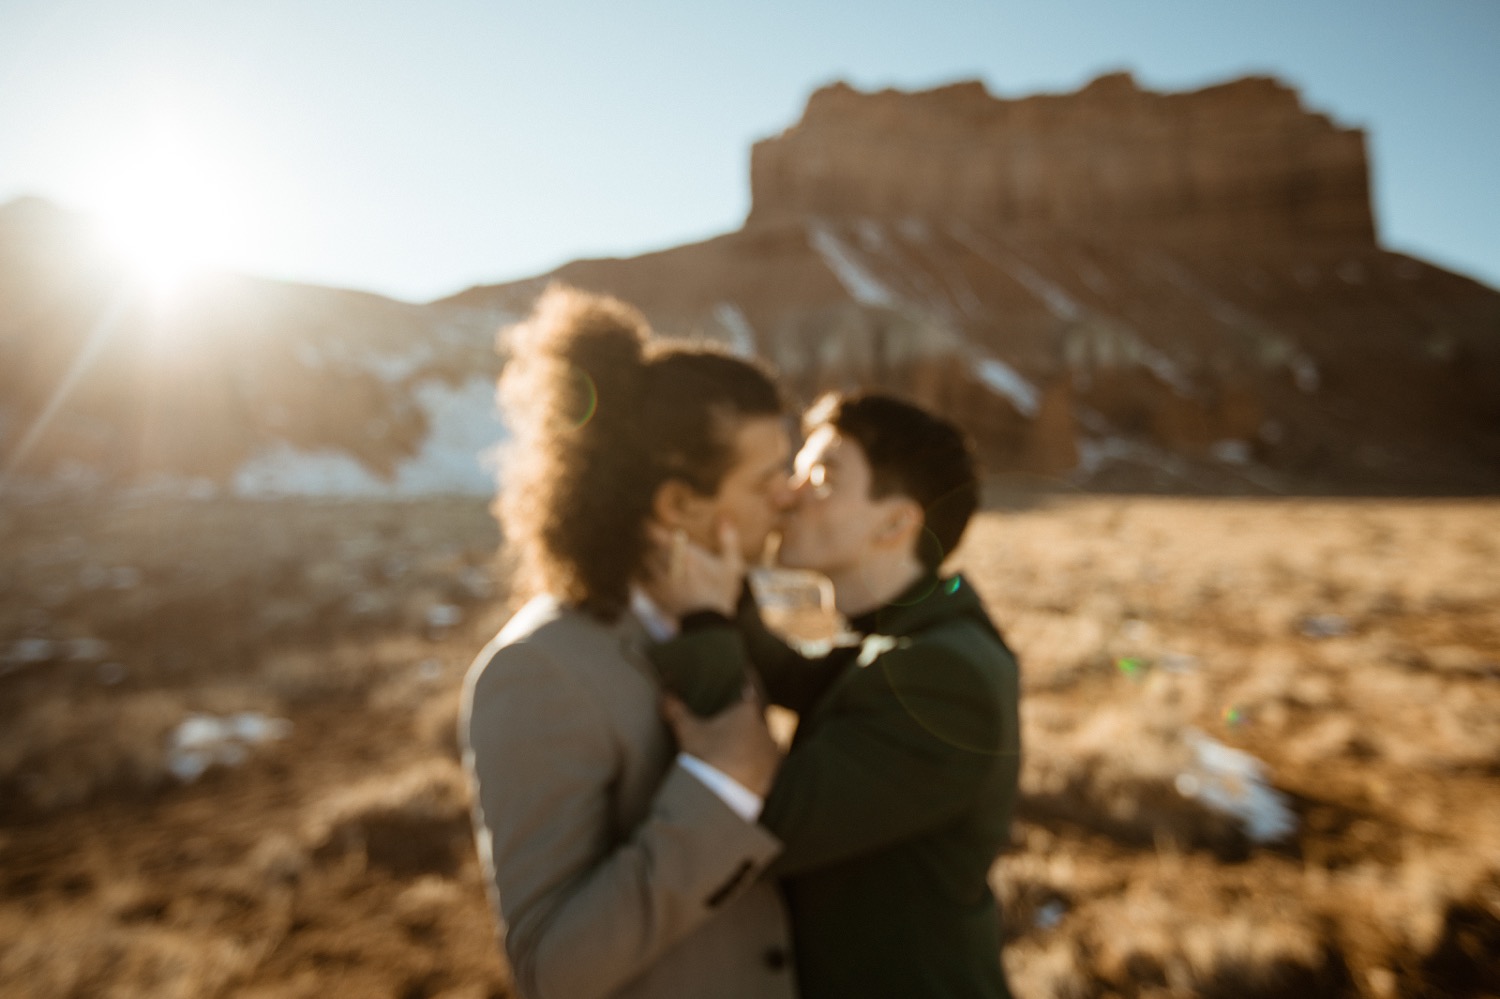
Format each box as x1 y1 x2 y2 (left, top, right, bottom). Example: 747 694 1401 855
448 74 1496 492
749 73 1375 246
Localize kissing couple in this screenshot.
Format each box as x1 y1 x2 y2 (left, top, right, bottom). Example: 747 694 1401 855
461 286 1021 999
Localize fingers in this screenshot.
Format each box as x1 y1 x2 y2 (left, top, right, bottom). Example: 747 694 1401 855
644 523 690 585
716 520 744 575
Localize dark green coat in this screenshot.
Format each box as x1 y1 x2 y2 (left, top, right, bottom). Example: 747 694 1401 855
650 574 1021 999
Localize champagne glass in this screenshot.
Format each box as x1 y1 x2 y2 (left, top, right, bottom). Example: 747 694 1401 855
747 567 839 648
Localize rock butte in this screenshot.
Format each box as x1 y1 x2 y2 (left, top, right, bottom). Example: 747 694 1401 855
748 73 1375 246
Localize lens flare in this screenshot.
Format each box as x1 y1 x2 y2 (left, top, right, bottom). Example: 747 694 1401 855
565 367 598 429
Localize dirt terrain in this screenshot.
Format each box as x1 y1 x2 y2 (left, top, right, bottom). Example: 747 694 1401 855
1 492 1497 998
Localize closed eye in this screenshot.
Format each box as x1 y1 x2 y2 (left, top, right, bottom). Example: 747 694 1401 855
793 463 833 498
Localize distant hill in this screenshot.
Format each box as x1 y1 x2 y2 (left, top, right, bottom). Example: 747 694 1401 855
0 198 510 498
3 72 1498 497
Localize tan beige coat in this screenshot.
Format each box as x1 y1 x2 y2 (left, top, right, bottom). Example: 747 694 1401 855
461 595 797 999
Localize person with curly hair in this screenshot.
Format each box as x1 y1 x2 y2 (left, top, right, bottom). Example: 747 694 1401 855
460 285 799 999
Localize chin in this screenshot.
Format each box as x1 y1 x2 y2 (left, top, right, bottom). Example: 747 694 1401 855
775 543 815 571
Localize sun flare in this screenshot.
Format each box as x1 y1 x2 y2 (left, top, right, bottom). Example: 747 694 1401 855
82 122 248 309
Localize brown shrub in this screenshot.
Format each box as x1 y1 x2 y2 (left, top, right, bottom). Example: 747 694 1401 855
0 691 186 812
302 760 472 877
1004 936 1093 999
1019 683 1261 854
0 908 254 999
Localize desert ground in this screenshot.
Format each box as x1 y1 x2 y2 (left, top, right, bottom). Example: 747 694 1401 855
0 491 1496 998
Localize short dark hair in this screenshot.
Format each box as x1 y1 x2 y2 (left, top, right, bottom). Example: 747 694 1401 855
805 392 978 570
499 285 783 620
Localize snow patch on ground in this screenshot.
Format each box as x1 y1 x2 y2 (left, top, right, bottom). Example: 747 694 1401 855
1176 730 1297 843
1077 433 1283 493
233 377 506 498
1210 440 1253 466
1000 255 1084 322
1062 322 1196 397
1136 345 1195 397
168 712 292 783
1073 437 1190 482
1156 256 1317 392
233 447 390 497
973 356 1040 417
713 303 757 358
807 221 899 308
363 344 436 383
950 227 1082 321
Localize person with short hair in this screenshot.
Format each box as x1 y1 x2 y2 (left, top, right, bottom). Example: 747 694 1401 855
650 391 1022 999
460 285 800 999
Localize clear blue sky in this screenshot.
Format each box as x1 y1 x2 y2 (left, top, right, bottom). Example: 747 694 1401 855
2 0 1496 302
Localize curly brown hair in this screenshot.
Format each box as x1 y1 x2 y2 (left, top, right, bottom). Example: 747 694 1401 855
497 285 783 620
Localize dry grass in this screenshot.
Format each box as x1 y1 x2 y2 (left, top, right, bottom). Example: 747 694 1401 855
957 496 1500 997
302 760 473 877
1 494 1496 997
0 685 290 812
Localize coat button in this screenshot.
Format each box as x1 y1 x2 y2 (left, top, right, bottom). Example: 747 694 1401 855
763 946 788 971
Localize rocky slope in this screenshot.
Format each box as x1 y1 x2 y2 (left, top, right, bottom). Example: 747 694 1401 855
450 73 1500 493
0 198 510 498
4 72 1499 496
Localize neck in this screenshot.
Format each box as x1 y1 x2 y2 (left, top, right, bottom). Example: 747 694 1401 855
829 555 926 619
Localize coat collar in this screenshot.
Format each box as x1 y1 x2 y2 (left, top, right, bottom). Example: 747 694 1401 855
847 572 989 640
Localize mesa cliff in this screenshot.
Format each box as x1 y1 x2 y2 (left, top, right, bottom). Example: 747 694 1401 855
749 74 1375 246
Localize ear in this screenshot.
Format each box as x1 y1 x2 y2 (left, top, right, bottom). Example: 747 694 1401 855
874 497 924 550
652 478 715 541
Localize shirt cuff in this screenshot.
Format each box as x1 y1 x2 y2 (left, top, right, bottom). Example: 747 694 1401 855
676 752 764 821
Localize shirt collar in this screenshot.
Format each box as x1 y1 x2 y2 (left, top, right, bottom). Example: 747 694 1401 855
629 587 679 642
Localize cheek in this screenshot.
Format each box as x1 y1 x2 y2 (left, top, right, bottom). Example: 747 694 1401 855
717 492 764 532
821 504 873 550
787 503 831 542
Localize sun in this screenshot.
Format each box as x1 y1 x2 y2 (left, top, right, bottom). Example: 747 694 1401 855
82 121 248 310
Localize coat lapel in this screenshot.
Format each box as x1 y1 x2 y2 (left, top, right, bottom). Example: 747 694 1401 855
793 574 998 741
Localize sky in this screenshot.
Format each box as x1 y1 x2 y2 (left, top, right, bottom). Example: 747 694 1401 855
1 0 1496 303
